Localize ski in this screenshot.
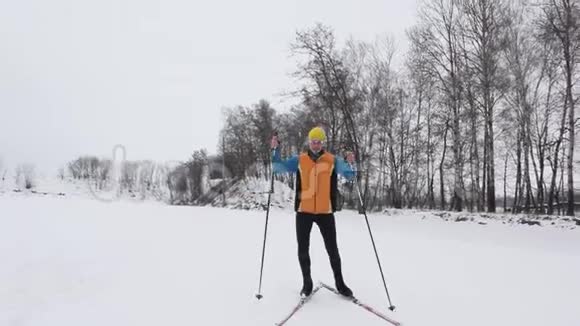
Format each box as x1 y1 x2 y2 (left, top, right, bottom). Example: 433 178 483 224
275 284 323 326
319 282 401 326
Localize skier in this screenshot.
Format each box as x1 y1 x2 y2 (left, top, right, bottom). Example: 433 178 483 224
271 126 356 298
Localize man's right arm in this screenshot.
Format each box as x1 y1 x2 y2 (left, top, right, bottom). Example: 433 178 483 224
272 148 298 174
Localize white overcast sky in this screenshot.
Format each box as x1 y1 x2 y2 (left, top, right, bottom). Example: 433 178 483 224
0 0 418 174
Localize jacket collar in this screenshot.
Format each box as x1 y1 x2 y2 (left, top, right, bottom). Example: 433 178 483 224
307 149 325 162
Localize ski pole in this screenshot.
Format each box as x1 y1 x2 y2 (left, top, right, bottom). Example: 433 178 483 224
256 133 278 300
352 164 396 311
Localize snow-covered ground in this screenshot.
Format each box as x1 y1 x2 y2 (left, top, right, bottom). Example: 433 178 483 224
1 195 579 326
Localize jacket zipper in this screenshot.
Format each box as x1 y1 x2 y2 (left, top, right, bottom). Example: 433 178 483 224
314 162 317 212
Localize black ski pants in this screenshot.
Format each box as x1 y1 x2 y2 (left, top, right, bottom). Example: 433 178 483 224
296 212 344 283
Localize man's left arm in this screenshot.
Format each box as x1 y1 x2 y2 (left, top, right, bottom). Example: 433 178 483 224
334 156 355 181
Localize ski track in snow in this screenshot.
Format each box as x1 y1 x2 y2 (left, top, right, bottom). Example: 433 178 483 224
1 195 579 326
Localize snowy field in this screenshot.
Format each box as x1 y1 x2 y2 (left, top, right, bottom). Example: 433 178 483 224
1 195 579 326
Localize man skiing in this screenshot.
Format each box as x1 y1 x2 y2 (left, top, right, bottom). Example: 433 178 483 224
271 126 356 298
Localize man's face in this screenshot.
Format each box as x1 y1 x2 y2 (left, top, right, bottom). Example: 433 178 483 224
309 139 323 153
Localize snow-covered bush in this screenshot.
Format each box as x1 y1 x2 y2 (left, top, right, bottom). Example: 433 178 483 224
15 164 36 189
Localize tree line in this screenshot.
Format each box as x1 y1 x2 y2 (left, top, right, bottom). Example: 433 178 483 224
53 0 577 214
217 0 578 216
66 156 171 200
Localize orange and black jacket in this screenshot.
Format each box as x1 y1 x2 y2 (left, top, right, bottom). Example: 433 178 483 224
272 148 355 214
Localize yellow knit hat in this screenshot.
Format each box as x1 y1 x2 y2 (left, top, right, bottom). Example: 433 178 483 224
308 127 326 141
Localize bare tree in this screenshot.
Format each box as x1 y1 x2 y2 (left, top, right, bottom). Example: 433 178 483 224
291 23 362 162
408 25 441 209
416 0 466 211
167 165 189 204
531 35 560 213
57 166 66 180
458 28 483 212
542 0 579 216
251 100 276 178
120 161 139 194
461 0 510 212
15 164 36 190
186 150 208 202
503 0 538 212
96 159 112 190
343 35 402 209
221 106 259 178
